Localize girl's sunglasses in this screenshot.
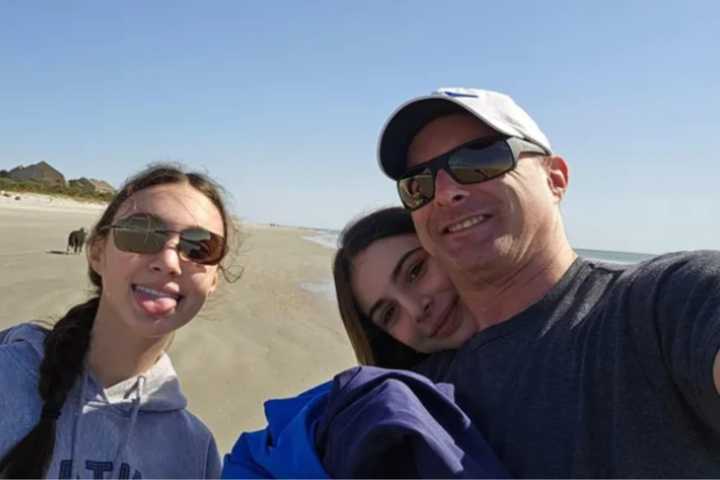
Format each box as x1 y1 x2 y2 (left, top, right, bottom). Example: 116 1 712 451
396 136 547 211
106 213 225 266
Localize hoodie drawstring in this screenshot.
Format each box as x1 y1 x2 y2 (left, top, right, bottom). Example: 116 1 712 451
112 375 145 476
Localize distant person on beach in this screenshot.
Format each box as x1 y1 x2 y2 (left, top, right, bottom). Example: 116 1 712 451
222 207 507 479
0 165 233 478
375 87 720 476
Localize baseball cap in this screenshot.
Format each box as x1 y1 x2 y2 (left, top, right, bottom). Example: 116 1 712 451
378 87 553 180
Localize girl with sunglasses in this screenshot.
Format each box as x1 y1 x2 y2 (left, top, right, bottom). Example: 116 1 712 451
0 164 232 478
223 208 505 478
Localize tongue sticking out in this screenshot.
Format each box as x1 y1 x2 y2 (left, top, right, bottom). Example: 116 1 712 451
134 289 178 316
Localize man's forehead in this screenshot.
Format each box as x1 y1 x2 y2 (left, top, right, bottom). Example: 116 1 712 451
406 114 498 168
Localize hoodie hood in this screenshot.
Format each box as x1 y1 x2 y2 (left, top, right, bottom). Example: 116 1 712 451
87 353 187 412
2 322 186 412
0 323 220 478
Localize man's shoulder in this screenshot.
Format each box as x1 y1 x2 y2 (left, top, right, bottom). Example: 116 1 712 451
574 251 720 294
640 250 720 268
622 250 720 288
585 250 720 330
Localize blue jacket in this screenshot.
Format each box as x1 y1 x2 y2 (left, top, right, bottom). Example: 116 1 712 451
316 366 508 478
222 382 330 478
223 366 508 478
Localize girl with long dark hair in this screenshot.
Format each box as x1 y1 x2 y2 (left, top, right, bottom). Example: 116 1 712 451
0 164 235 478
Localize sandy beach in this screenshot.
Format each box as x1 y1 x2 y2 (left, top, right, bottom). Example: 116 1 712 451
0 193 356 453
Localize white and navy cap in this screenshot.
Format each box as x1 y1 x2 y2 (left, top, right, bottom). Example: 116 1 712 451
378 87 553 180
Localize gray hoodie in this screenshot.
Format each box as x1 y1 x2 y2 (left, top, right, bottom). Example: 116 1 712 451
0 323 221 478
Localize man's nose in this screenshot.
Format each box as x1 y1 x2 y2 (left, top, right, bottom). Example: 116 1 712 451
434 169 469 207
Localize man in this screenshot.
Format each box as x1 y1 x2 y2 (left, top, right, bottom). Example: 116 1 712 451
377 87 720 476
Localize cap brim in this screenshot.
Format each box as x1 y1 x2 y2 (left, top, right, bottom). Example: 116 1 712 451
379 98 467 180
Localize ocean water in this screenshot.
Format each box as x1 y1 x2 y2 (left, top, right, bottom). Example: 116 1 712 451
301 230 341 250
303 230 656 265
575 248 656 264
300 230 657 299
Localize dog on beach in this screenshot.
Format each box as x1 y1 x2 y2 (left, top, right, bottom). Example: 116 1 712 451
66 228 86 254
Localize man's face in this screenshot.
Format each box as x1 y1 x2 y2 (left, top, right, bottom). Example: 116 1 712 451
405 113 562 277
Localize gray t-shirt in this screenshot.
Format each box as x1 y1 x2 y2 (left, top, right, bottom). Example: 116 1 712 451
415 251 720 477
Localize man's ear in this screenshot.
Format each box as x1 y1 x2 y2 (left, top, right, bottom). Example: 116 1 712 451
544 155 569 202
87 237 106 277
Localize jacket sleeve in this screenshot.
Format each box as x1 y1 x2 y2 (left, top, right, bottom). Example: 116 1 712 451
221 431 273 479
221 382 331 479
315 366 508 478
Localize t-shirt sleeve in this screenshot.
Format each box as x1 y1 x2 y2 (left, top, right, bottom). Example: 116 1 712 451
640 251 720 430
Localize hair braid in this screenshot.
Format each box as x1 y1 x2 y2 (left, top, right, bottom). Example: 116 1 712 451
0 298 98 478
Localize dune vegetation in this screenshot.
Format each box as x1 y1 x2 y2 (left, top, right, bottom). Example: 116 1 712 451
0 177 113 203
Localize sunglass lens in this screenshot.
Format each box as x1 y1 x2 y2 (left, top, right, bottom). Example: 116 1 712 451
449 141 514 183
112 214 167 254
114 229 167 255
178 228 224 265
398 169 434 210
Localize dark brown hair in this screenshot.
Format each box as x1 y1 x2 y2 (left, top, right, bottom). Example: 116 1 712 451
0 164 234 478
333 207 428 370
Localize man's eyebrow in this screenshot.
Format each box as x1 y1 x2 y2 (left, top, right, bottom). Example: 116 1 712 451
366 246 423 323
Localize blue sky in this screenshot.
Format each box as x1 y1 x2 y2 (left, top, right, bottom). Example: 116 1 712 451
1 0 718 254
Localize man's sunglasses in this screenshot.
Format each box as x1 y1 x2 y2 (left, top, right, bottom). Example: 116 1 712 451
105 213 225 266
397 137 547 211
